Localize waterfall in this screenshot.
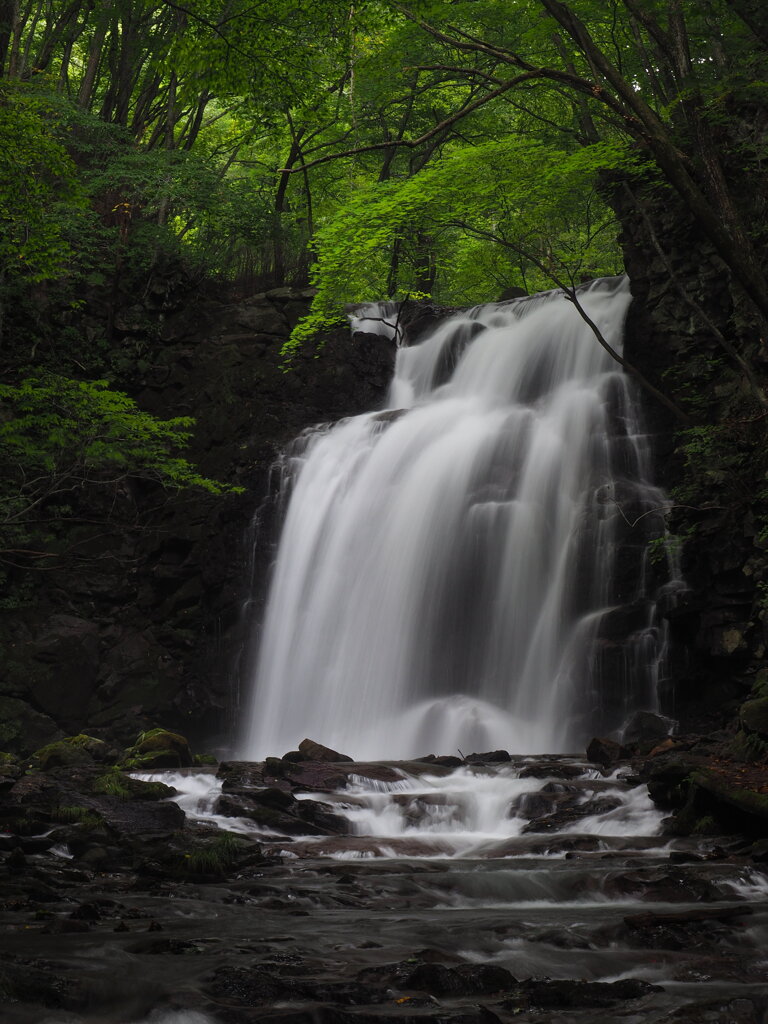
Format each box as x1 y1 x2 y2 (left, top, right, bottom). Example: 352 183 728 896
241 277 676 761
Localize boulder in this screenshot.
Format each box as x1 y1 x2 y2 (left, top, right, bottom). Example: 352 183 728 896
622 711 673 751
646 758 692 809
297 738 354 762
740 697 768 737
0 697 62 756
465 750 511 764
126 728 193 767
514 978 661 1009
586 736 625 766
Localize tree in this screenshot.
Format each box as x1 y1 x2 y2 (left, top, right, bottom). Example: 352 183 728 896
0 373 237 596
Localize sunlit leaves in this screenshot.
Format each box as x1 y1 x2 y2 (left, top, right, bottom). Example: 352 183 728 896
0 374 235 496
285 137 635 356
0 85 85 283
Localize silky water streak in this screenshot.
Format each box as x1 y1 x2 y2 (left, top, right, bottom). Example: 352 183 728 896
242 278 676 760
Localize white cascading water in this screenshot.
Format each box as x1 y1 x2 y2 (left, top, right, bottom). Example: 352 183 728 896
242 277 676 761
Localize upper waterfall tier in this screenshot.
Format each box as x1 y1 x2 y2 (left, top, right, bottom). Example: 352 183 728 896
242 278 677 761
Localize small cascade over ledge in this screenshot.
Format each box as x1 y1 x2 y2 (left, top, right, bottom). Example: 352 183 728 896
242 277 679 761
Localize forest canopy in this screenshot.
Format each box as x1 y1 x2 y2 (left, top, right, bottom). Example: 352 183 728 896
1 0 766 328
1 0 768 573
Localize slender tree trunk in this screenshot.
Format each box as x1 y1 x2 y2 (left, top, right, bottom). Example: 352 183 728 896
0 0 17 75
30 0 82 74
181 89 210 150
272 137 301 285
18 0 41 77
78 4 111 109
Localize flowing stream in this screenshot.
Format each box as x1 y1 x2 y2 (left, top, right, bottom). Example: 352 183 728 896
242 277 677 761
134 761 768 1023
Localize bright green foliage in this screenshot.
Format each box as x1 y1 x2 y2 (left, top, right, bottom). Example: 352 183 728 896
0 374 238 581
286 139 631 355
0 85 84 285
0 374 231 494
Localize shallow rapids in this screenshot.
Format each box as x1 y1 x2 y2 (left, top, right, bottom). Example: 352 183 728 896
129 757 768 1023
140 757 665 859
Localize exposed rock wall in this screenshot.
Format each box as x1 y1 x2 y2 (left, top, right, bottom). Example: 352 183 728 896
615 183 768 733
0 287 395 755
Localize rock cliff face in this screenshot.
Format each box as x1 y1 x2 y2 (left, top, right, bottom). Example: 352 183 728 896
0 287 395 755
615 184 768 736
3 204 767 756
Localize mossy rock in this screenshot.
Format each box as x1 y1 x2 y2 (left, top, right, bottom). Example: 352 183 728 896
124 728 193 768
176 832 255 879
726 729 768 763
740 697 768 737
30 743 88 771
193 753 218 766
92 768 176 801
29 734 108 771
688 770 768 836
751 669 768 699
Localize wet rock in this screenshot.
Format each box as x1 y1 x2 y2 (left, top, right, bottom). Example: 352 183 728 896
207 964 306 1004
622 711 674 751
30 734 116 771
405 963 515 996
298 738 354 762
464 750 511 764
646 757 692 809
586 736 625 766
251 787 296 811
295 799 349 834
278 762 350 793
620 906 753 950
649 738 679 756
521 795 622 833
214 793 334 836
603 868 718 902
69 901 102 921
685 769 768 835
0 954 87 1011
659 996 766 1023
513 977 662 1009
357 960 515 998
518 761 584 780
740 697 768 736
218 761 267 791
126 728 193 768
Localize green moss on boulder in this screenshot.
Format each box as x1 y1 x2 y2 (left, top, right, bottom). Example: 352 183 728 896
740 697 768 737
92 767 176 800
29 734 111 770
124 728 193 768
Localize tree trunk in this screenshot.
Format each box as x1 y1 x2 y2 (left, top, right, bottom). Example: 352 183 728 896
78 3 111 109
540 0 768 323
0 0 17 75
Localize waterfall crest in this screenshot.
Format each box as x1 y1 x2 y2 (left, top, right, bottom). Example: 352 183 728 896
242 278 675 760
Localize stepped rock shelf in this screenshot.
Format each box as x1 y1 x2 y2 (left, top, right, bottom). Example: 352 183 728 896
0 745 766 1024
